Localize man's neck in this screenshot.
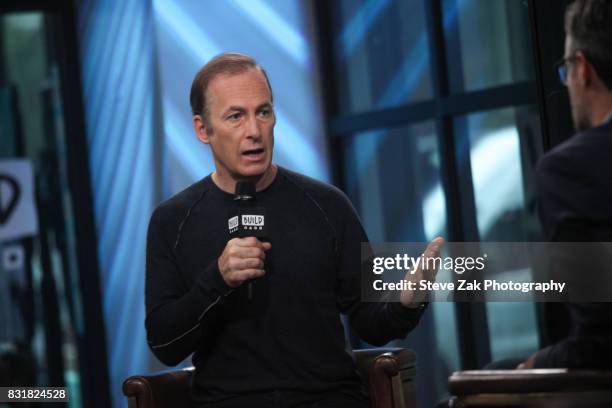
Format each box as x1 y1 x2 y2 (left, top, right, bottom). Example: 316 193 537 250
212 164 278 194
589 94 612 127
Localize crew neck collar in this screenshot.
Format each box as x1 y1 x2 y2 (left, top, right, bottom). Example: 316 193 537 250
206 166 283 199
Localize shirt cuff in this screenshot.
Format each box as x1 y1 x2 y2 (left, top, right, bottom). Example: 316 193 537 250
388 301 428 327
196 260 233 298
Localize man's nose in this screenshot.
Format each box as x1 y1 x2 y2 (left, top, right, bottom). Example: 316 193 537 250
245 114 262 140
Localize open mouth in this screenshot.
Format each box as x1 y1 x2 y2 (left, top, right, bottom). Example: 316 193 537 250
242 148 265 157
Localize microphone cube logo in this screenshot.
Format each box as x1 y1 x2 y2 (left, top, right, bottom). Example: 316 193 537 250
242 214 264 230
228 216 239 233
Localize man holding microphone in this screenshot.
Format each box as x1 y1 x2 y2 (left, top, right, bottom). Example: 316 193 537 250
145 53 442 407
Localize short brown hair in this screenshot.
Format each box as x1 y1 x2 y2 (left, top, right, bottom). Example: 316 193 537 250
565 0 612 89
189 53 274 119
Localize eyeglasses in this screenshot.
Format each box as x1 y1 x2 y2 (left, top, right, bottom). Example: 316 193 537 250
555 55 577 86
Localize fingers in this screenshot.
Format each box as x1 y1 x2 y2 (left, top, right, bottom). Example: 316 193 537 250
232 246 266 260
426 236 444 256
236 268 266 281
424 236 444 265
233 237 272 251
228 257 264 270
219 238 271 287
401 238 446 307
413 237 445 281
227 240 269 261
223 268 266 288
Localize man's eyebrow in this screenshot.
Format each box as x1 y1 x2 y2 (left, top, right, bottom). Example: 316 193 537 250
222 103 272 116
222 106 246 116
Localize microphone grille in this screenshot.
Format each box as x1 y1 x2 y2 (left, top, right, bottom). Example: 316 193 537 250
234 180 256 201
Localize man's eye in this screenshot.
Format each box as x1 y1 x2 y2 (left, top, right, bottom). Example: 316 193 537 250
227 113 241 121
259 109 271 118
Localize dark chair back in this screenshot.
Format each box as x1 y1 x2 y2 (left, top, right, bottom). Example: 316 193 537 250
123 348 417 408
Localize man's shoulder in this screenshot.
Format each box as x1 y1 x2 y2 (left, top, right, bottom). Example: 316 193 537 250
151 177 210 223
539 123 612 178
278 167 365 235
537 139 574 177
279 167 351 206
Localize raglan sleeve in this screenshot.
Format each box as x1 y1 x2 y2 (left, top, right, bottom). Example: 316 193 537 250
144 206 232 366
333 191 427 346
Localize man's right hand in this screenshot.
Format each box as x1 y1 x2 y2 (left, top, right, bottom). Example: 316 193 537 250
218 237 272 288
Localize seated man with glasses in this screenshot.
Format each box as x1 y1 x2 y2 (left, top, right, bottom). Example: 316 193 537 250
519 0 612 370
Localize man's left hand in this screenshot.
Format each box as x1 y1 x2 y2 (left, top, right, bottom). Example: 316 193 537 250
517 352 538 369
400 237 444 308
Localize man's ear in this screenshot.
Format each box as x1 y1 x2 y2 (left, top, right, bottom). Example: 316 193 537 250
575 51 591 87
193 114 211 144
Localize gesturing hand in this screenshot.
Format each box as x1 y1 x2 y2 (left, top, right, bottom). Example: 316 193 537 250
218 237 272 288
517 352 538 369
400 237 445 308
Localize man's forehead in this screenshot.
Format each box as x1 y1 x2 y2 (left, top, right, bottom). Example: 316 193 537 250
207 69 271 103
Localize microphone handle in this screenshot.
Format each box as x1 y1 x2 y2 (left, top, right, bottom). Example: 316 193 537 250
247 235 268 301
230 204 266 300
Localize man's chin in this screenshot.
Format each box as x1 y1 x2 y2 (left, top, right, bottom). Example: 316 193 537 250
234 162 272 180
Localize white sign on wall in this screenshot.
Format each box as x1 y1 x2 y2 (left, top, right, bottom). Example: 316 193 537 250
0 159 39 242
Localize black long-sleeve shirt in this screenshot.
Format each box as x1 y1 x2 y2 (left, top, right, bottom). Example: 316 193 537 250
145 167 425 403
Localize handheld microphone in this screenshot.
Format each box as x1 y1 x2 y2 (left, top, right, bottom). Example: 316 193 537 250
228 181 267 299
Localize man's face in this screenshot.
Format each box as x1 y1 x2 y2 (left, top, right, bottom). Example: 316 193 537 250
564 35 591 131
198 68 275 180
